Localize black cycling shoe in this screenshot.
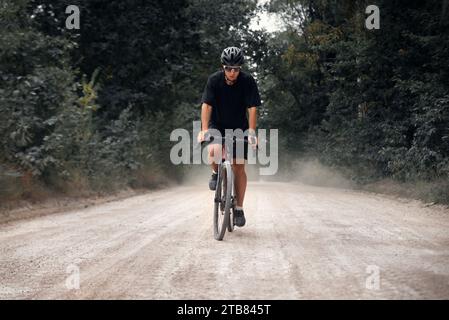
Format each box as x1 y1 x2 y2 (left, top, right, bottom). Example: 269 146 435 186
209 172 218 191
234 209 246 227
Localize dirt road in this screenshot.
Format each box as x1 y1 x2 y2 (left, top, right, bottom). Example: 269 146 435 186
1 182 449 299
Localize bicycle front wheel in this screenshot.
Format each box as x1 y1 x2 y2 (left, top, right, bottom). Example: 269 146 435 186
214 162 232 241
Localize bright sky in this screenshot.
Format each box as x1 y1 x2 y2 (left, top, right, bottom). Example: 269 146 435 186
249 0 285 33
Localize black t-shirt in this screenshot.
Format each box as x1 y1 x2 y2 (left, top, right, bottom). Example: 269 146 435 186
201 70 261 131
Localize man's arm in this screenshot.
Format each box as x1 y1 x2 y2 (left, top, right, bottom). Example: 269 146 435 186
248 106 257 147
197 103 212 143
201 103 212 131
248 106 257 133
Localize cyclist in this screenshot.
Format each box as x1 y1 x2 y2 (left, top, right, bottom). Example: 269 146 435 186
197 47 261 227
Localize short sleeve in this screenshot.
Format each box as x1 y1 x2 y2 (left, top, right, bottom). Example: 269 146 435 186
201 75 215 106
246 76 261 108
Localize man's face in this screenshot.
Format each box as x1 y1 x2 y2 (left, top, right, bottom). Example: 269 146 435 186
223 65 241 82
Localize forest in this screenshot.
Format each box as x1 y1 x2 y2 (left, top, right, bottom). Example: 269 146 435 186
1 0 448 205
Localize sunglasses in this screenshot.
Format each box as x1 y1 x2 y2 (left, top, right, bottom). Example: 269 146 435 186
223 66 242 72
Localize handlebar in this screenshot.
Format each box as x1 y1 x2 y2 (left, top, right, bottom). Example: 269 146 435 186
199 132 254 145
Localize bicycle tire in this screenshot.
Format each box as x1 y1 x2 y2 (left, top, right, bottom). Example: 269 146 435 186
227 176 235 233
228 208 235 232
214 162 232 240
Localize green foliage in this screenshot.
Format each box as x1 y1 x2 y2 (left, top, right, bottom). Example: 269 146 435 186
1 0 258 203
1 0 77 179
3 0 447 205
256 0 449 202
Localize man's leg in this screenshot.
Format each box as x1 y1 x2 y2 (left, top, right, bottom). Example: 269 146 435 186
208 143 223 173
207 143 223 190
232 162 246 207
232 161 247 227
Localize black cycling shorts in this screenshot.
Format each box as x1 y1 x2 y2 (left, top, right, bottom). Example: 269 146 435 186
204 128 249 161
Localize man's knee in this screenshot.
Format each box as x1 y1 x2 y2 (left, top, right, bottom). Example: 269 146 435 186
232 163 246 175
208 144 222 162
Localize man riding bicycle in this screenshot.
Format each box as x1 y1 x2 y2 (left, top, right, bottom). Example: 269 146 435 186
197 47 261 227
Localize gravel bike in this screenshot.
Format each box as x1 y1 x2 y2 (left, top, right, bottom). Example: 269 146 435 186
201 132 249 240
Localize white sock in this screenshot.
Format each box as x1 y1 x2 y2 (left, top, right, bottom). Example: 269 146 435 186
235 206 243 211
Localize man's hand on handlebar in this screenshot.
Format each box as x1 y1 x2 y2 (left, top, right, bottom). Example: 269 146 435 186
248 129 258 150
197 130 209 144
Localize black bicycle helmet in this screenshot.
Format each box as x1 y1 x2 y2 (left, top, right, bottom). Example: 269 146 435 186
221 47 244 66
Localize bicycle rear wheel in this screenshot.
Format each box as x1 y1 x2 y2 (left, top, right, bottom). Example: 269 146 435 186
214 162 232 240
